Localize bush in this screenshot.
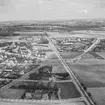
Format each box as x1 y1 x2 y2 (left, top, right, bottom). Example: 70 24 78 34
83 86 87 91
87 92 91 97
81 83 87 91
81 83 84 87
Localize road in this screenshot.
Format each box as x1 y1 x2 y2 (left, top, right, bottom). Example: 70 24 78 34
0 65 42 90
69 38 100 63
0 34 95 105
0 78 72 83
47 36 95 105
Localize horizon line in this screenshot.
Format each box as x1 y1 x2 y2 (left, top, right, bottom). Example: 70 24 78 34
0 18 105 23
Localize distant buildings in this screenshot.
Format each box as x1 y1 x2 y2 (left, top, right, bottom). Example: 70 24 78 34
0 35 49 80
52 37 95 52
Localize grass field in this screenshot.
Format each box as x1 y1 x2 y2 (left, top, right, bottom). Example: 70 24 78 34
57 82 81 99
0 42 12 47
78 58 105 64
67 63 105 88
81 52 96 59
10 81 81 100
46 52 58 59
60 52 83 59
88 87 105 105
96 52 105 59
42 59 68 73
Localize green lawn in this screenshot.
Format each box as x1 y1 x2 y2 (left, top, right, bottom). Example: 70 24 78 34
42 59 68 73
60 52 83 59
96 52 105 59
81 52 96 59
57 82 81 99
67 63 105 88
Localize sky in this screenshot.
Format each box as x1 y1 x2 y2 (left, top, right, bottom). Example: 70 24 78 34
0 0 105 21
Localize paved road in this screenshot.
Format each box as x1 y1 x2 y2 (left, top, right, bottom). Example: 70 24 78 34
0 78 72 83
0 100 86 105
0 34 95 105
0 65 42 90
69 38 100 63
47 36 95 105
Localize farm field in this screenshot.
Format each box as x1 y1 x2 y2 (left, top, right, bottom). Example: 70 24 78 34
96 52 105 59
8 81 81 99
67 63 105 87
88 87 105 105
42 59 68 73
0 31 104 105
57 82 81 99
59 52 83 59
81 52 96 59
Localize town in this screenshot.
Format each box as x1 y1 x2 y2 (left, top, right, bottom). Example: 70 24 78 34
0 31 105 105
0 33 77 101
52 37 96 52
0 35 49 80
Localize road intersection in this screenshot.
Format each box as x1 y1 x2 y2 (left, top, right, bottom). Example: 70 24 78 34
47 35 95 105
0 34 96 105
67 38 101 63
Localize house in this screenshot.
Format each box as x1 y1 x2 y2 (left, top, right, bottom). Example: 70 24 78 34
20 70 25 75
42 94 49 100
25 92 32 99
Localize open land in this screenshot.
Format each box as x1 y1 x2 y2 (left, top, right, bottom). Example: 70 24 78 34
0 32 86 105
49 31 105 105
0 20 105 105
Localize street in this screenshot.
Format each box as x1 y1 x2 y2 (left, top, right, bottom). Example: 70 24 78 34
46 35 95 105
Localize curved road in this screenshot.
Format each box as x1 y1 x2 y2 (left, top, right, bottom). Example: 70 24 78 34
68 38 101 63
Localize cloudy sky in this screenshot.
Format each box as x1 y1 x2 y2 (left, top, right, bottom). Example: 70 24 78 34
0 0 105 21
